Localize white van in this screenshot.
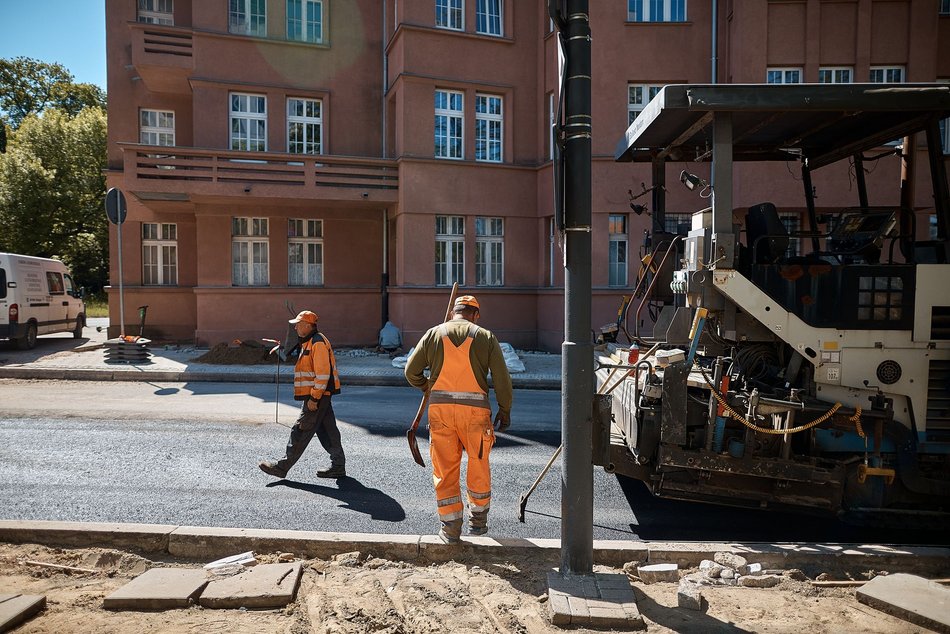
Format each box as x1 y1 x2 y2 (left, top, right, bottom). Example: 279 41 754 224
0 253 86 349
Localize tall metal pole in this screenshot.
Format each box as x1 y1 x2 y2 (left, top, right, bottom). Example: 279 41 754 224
560 0 593 576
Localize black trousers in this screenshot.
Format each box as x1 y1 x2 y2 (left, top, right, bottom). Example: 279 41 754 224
275 396 345 473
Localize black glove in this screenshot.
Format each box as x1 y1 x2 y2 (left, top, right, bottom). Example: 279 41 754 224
493 410 510 432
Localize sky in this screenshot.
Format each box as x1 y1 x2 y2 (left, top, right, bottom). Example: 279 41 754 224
1 0 107 89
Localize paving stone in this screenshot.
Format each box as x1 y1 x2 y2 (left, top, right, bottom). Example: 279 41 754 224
637 563 679 584
199 562 302 609
546 572 645 630
739 562 763 576
0 594 46 632
737 574 781 588
856 573 950 633
104 568 209 610
677 580 704 611
714 552 748 570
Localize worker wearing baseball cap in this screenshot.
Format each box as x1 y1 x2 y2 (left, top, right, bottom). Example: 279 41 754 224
404 295 513 543
260 310 345 479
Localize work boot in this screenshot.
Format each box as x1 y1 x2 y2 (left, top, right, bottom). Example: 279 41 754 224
317 465 346 479
437 518 463 544
469 509 489 536
259 461 287 478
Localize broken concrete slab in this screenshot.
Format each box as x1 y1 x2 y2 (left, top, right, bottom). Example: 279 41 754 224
637 563 679 584
713 552 747 570
199 562 302 609
737 574 781 588
0 593 46 632
699 559 724 578
677 580 704 611
103 568 209 610
857 573 950 634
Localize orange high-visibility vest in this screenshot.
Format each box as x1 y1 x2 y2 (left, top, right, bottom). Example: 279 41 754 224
293 333 341 401
429 323 489 409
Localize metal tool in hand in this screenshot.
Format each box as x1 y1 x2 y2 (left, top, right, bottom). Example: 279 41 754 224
406 282 458 467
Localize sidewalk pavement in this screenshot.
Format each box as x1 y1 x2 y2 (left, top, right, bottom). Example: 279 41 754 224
0 318 561 388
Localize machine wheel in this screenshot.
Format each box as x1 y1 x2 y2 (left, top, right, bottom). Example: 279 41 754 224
15 323 37 350
72 314 84 339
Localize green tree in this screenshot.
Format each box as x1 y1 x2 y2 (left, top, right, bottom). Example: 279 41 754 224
0 107 109 291
0 57 106 129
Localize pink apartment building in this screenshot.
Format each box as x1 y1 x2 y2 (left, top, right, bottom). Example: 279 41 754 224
105 0 950 351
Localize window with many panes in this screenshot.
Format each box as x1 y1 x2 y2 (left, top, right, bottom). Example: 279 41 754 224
436 0 463 30
475 217 504 286
288 219 323 286
780 212 800 257
435 215 464 286
664 213 691 235
609 215 628 287
232 217 269 286
628 84 662 125
857 275 903 321
818 67 852 84
287 0 323 43
140 110 175 146
476 0 503 36
870 66 904 83
142 223 178 285
137 0 173 24
230 93 266 152
287 98 322 154
230 0 266 36
627 0 686 22
475 94 503 162
766 68 802 84
435 90 463 159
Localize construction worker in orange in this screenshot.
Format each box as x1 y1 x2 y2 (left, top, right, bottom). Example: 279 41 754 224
260 310 346 480
405 295 513 543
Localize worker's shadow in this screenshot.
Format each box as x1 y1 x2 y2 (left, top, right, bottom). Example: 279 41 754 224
267 476 406 522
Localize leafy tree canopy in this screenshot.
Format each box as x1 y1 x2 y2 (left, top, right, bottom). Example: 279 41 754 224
0 57 106 129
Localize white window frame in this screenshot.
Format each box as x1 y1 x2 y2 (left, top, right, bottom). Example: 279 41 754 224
476 0 503 36
475 217 504 286
139 109 175 146
287 98 322 154
663 212 691 235
436 0 463 30
627 0 687 22
766 67 802 84
435 89 463 160
780 212 801 257
628 84 662 126
232 217 269 286
435 215 465 286
230 93 267 152
609 214 628 287
818 67 853 84
230 0 266 36
137 0 173 24
142 223 178 286
869 66 904 83
287 0 323 43
288 219 324 286
475 93 503 163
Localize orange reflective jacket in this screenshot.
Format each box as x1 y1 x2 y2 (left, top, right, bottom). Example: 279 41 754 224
293 332 341 401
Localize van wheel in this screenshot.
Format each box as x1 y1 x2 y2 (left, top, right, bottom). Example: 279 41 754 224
15 323 37 350
73 315 84 339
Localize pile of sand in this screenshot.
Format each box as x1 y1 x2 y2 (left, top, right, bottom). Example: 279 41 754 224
193 341 278 365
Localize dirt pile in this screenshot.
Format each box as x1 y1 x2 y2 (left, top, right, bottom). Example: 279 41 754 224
193 341 277 365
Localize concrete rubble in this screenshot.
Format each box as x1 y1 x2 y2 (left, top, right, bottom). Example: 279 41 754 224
636 563 679 584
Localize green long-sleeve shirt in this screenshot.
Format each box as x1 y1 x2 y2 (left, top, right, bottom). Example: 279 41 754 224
404 318 513 415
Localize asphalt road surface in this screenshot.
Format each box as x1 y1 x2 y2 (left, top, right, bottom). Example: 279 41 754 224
0 379 946 545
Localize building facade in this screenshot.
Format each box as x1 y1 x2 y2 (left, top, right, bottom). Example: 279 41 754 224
105 0 950 350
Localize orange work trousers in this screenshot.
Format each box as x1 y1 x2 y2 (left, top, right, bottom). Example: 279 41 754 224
429 403 495 522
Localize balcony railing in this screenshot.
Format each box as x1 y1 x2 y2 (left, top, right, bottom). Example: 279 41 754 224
119 144 399 200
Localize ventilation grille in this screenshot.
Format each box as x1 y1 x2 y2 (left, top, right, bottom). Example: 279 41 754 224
933 307 950 340
927 359 950 431
876 360 902 385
